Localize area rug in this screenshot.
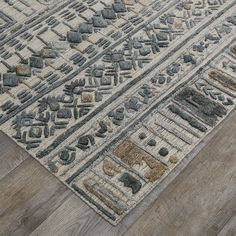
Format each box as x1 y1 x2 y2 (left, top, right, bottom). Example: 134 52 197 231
0 0 236 225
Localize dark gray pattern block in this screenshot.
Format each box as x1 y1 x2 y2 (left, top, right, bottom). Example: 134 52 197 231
174 87 227 127
119 173 142 194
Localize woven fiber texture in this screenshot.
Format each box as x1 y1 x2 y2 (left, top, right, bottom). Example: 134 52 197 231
0 0 236 225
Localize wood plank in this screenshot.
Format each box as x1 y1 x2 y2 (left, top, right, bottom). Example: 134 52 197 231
124 111 236 236
0 131 28 180
29 193 128 236
218 214 236 236
0 157 72 236
202 196 236 235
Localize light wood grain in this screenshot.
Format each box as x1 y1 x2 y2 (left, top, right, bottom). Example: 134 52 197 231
0 131 28 180
218 214 236 236
30 194 126 236
0 158 72 236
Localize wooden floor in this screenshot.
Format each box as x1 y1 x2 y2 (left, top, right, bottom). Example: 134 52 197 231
0 111 236 236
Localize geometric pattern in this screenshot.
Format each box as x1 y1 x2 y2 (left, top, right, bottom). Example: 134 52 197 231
0 0 236 225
